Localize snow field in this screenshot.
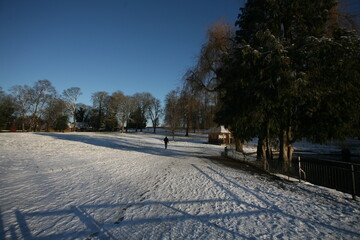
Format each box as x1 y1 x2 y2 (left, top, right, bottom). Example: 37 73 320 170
0 132 359 239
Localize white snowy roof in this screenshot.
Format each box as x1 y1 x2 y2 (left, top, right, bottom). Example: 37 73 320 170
208 125 231 134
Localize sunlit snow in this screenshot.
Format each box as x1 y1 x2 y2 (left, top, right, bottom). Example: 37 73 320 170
0 132 359 239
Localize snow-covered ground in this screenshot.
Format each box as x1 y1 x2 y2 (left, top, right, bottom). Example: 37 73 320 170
0 132 359 239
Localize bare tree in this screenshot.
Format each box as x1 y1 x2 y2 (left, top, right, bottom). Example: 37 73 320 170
147 96 163 133
164 90 181 140
178 86 201 136
62 87 82 131
43 98 67 131
186 22 234 92
28 80 56 131
180 22 234 134
10 85 32 131
109 91 132 133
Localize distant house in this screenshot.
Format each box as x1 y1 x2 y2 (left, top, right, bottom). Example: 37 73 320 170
208 126 233 145
67 122 90 131
75 122 90 131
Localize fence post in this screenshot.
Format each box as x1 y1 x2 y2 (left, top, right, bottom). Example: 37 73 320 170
351 163 357 200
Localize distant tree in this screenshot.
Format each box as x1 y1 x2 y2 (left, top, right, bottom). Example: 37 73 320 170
147 96 163 133
75 104 91 123
10 85 32 131
102 93 118 131
127 107 147 131
117 95 134 133
91 91 109 130
28 80 56 131
88 108 99 130
0 88 16 130
164 90 181 140
54 115 68 132
74 104 91 130
178 88 217 133
43 98 67 131
108 91 125 131
178 86 201 136
62 87 82 131
131 92 152 132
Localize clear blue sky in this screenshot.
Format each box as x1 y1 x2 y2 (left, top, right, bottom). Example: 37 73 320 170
0 0 244 106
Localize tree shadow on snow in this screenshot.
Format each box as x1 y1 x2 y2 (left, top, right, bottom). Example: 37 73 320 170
34 133 199 159
6 164 360 239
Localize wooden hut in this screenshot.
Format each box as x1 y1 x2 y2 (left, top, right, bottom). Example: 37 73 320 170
208 126 233 145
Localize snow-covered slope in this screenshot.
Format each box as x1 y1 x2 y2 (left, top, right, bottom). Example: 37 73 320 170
0 132 359 239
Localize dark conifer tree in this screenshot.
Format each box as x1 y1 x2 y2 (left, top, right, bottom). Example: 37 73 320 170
216 0 359 172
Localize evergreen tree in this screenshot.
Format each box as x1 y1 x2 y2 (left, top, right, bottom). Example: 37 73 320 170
298 29 360 142
127 107 147 131
216 0 360 172
54 115 68 132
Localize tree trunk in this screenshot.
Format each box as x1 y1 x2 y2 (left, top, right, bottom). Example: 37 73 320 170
258 120 270 162
265 121 272 160
21 115 25 132
30 114 38 132
279 128 293 173
257 137 266 162
73 112 76 132
185 120 189 137
234 137 244 152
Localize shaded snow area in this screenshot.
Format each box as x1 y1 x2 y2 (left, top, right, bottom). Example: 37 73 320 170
1 132 359 239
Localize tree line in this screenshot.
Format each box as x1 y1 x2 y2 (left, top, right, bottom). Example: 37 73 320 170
0 78 219 134
168 0 360 172
0 80 164 133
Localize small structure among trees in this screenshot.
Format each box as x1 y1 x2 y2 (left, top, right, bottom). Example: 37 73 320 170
208 126 233 145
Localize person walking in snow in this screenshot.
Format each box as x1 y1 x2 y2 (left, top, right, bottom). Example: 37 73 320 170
163 136 169 149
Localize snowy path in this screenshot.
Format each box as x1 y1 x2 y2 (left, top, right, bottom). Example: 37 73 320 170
0 132 359 239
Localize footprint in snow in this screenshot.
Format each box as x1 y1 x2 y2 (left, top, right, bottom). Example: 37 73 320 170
114 207 128 224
